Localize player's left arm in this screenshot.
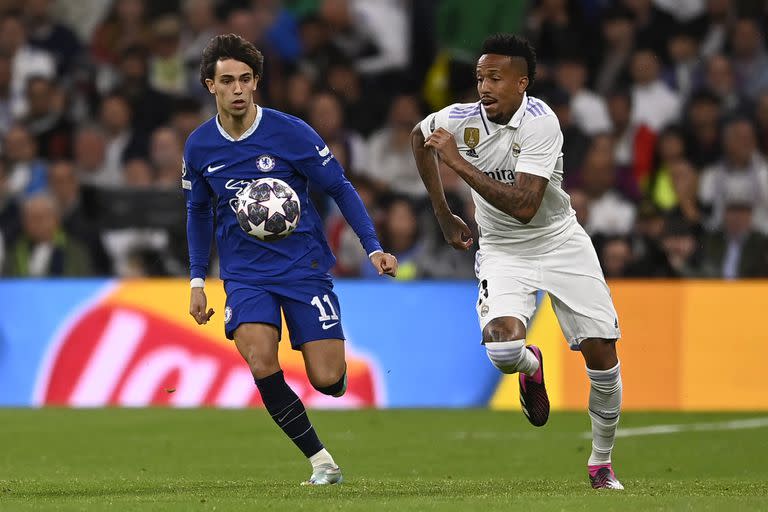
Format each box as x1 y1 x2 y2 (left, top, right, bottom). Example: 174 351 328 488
293 123 397 276
425 116 560 224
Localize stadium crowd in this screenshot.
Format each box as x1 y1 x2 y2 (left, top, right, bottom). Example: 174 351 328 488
0 0 767 279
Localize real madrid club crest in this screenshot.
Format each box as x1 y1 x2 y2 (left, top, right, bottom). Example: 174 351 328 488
257 154 275 172
464 127 480 158
512 143 521 157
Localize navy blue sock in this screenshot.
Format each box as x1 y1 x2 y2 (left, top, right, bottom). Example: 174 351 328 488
255 370 324 458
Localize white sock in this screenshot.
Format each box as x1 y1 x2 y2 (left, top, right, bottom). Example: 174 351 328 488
485 339 540 376
309 448 336 469
587 362 622 466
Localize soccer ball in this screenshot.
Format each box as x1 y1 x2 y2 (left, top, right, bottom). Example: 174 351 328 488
235 178 301 241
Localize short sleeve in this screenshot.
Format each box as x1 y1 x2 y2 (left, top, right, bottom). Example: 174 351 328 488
515 115 563 180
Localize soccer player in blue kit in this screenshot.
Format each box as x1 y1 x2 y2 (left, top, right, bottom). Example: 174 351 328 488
183 34 397 485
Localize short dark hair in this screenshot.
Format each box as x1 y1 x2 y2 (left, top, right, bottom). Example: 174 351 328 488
481 33 537 89
200 34 264 89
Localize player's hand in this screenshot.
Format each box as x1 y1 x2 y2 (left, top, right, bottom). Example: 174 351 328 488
438 213 474 251
424 128 462 169
190 288 215 325
370 251 398 277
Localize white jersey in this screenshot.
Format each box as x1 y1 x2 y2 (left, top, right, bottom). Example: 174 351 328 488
420 93 577 255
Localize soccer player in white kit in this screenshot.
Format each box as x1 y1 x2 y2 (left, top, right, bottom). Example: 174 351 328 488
411 34 624 490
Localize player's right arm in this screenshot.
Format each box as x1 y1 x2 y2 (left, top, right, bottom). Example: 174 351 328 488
182 145 215 325
410 111 473 250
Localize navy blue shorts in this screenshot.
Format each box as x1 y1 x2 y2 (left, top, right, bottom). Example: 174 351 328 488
223 279 345 349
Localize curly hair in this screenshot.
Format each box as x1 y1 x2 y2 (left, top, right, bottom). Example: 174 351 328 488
481 33 537 89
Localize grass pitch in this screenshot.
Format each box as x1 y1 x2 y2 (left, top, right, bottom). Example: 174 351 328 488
1 409 766 511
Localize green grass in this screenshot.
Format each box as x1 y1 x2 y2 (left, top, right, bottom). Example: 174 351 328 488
1 409 767 511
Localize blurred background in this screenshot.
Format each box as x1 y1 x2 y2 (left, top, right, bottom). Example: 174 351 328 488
0 0 766 280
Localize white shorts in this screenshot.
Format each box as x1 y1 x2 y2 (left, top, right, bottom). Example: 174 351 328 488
475 226 621 349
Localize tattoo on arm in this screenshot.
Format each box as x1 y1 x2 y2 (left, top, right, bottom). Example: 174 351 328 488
452 161 548 223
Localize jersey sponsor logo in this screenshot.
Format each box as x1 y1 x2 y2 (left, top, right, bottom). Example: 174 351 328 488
316 145 330 157
483 168 515 183
225 179 254 213
466 148 479 158
207 163 226 173
512 143 521 157
322 321 339 330
464 127 480 149
256 154 275 172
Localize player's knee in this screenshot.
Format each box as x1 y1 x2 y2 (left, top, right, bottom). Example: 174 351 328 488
482 317 526 343
309 367 347 397
485 339 527 374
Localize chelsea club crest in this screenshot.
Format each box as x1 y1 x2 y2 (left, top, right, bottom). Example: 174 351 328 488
256 154 275 172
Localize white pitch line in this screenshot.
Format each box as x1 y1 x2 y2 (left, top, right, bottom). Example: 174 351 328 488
581 417 768 439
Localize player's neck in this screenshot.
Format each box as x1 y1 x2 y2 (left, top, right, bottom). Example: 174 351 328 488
218 104 258 140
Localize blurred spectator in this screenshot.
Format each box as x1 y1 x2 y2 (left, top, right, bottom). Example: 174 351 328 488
599 236 633 278
149 126 183 187
90 0 151 65
626 200 673 277
327 174 376 277
4 125 47 198
662 23 702 102
0 158 20 243
47 160 110 274
308 90 367 175
754 91 768 156
23 0 83 75
111 46 173 133
0 54 12 138
579 137 636 236
728 17 768 101
0 11 55 118
123 158 154 187
97 93 147 185
548 89 590 173
660 215 702 277
180 0 219 83
647 126 687 212
694 0 732 58
73 125 108 186
364 94 424 198
699 118 768 234
606 88 635 169
170 96 205 142
22 75 73 160
324 59 378 135
568 187 589 227
594 7 635 95
554 55 612 136
668 159 703 227
630 47 682 133
682 90 723 168
703 54 750 116
622 0 677 60
526 0 592 74
3 192 92 276
362 195 423 279
148 15 186 96
701 185 768 278
283 71 314 119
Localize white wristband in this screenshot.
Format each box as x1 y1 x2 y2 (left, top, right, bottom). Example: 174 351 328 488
190 278 205 289
368 250 383 258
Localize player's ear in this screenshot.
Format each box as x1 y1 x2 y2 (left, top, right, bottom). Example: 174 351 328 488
205 78 215 94
518 76 529 94
252 75 260 90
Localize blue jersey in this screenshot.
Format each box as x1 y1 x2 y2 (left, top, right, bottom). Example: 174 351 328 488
183 106 382 284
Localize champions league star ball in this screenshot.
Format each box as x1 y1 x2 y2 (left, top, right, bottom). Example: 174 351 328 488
235 178 301 241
